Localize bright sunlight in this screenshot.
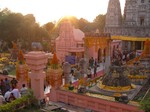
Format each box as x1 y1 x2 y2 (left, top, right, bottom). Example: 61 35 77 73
0 0 125 25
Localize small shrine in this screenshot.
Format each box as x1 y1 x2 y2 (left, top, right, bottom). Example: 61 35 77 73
47 53 63 102
55 19 85 63
47 53 62 89
16 50 28 88
99 66 135 93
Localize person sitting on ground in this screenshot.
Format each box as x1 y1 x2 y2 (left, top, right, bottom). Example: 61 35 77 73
0 90 5 105
20 84 28 96
4 89 11 102
8 93 16 102
11 86 21 99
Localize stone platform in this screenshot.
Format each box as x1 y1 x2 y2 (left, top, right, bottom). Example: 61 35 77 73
87 83 142 100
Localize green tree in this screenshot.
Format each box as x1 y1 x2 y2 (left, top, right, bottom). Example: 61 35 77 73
78 18 90 32
140 92 150 112
0 9 49 50
43 22 55 33
93 14 106 32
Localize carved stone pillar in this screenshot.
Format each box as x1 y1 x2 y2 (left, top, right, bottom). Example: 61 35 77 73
25 51 48 100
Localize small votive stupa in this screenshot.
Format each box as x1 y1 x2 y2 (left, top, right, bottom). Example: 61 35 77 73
100 66 135 93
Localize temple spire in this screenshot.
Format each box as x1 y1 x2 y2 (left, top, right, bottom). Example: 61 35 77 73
105 0 122 27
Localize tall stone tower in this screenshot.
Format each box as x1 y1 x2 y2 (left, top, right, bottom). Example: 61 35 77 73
124 0 150 27
105 0 150 51
105 0 122 27
105 0 150 37
124 0 137 27
123 0 150 36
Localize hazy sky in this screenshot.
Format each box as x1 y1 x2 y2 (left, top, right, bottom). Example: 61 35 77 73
0 0 125 25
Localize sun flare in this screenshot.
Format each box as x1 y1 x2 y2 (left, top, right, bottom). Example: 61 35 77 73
0 0 125 25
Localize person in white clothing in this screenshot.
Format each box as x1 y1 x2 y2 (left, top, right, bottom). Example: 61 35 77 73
4 89 11 102
20 84 28 96
11 87 21 99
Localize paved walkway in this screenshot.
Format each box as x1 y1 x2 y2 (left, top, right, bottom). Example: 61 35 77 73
44 101 89 112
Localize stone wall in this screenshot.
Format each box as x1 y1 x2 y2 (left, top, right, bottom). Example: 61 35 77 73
50 89 144 112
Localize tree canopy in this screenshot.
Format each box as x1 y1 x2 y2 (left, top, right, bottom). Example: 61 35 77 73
0 8 106 51
0 8 50 50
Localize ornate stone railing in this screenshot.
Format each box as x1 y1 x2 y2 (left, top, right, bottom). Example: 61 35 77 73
50 89 143 112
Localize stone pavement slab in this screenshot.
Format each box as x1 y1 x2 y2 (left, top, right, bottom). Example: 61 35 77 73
48 101 94 112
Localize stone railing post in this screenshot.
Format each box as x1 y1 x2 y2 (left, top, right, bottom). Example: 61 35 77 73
25 51 48 100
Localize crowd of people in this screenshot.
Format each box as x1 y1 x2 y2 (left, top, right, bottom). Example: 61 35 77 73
0 77 28 105
112 48 136 65
68 57 99 83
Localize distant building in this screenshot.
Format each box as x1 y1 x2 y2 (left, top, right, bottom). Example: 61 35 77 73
105 0 150 51
55 20 85 63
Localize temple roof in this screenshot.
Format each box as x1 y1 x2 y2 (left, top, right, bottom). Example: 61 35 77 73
73 29 85 42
